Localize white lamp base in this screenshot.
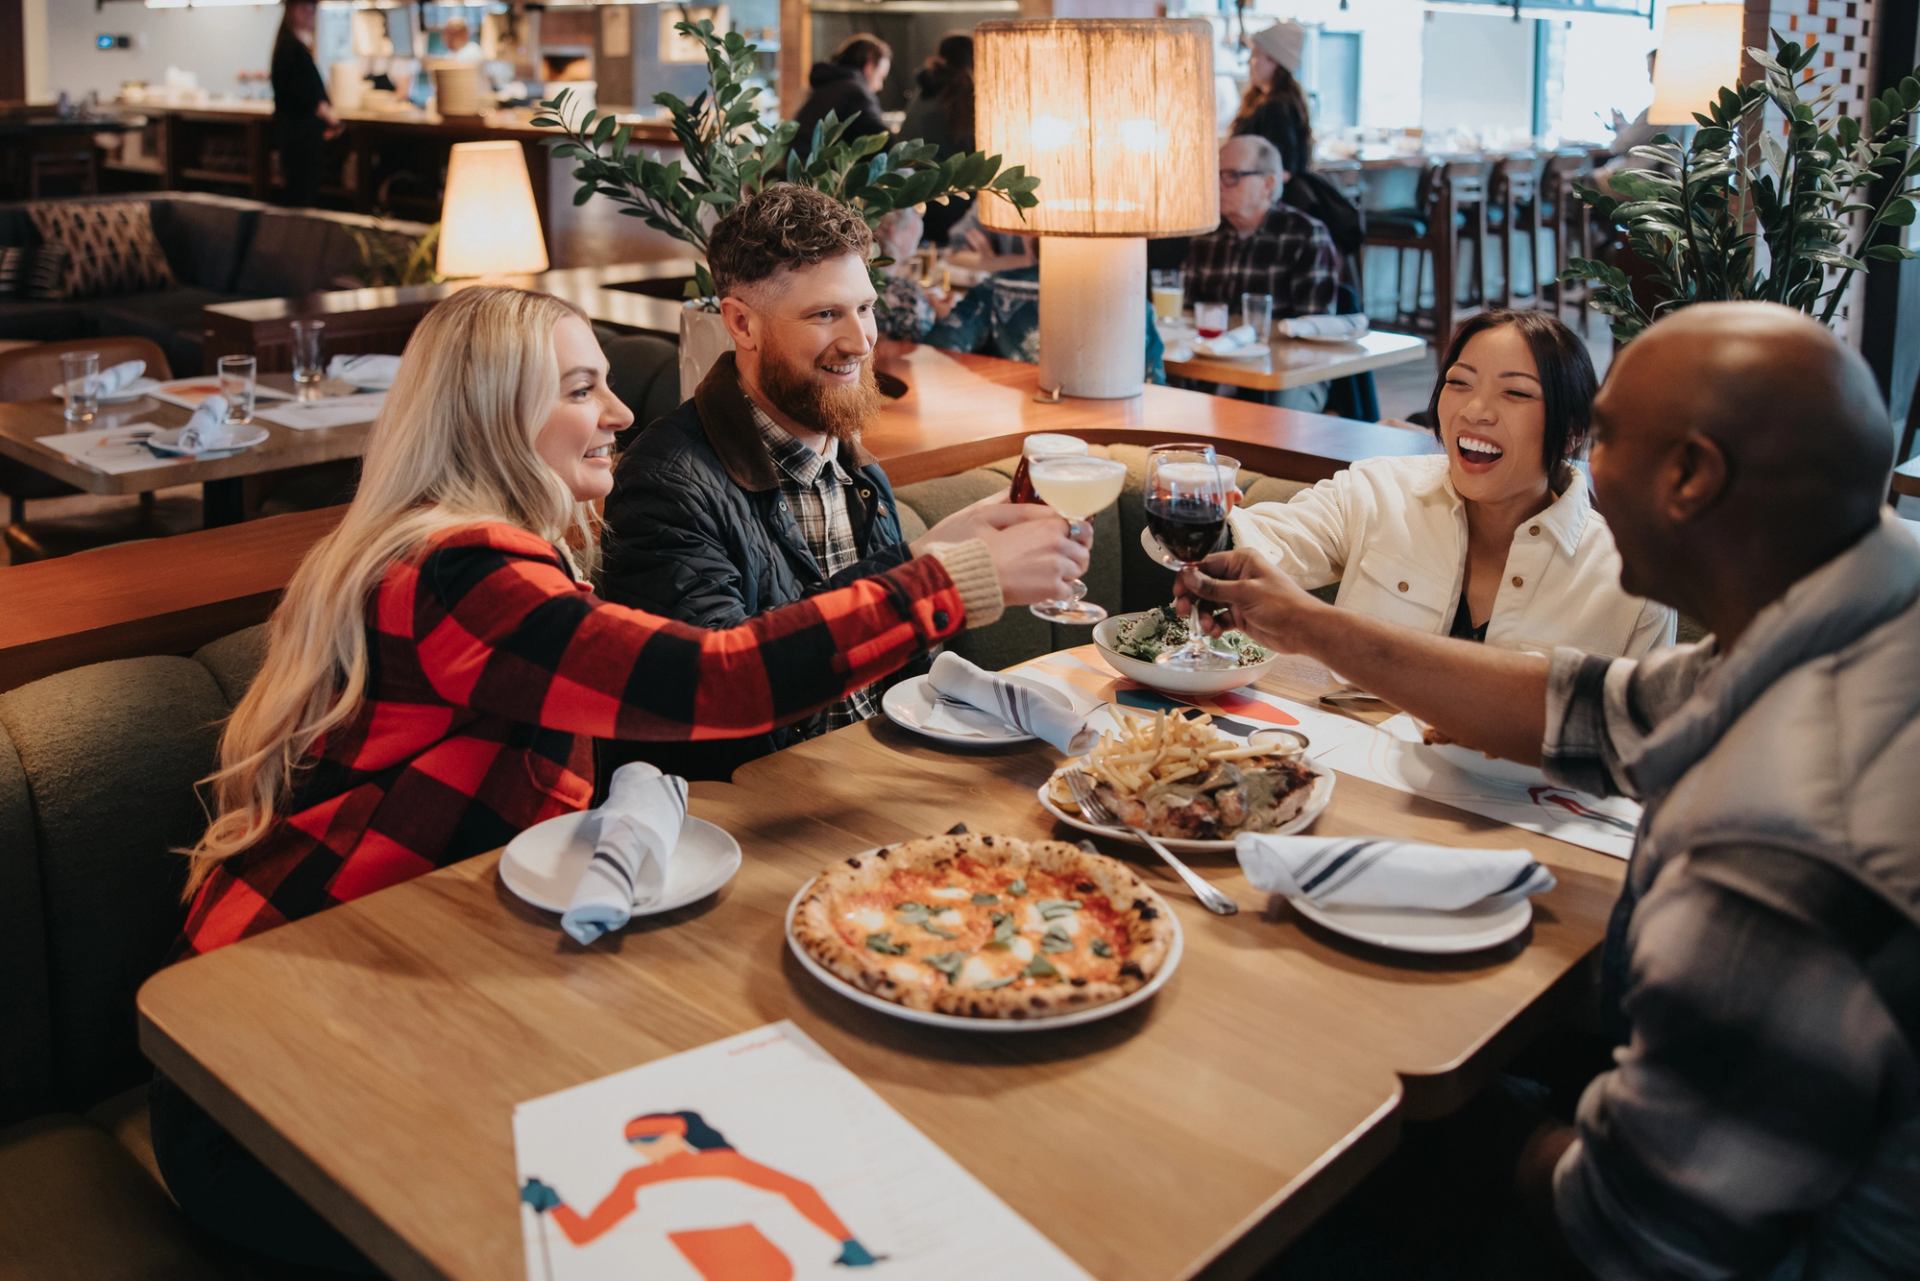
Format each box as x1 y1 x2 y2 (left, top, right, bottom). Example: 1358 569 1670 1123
1038 236 1146 400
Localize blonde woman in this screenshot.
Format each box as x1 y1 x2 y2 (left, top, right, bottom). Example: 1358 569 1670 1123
149 286 1084 1274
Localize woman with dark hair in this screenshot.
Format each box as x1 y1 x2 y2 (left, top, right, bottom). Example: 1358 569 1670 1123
1161 309 1674 656
1232 22 1314 180
899 32 976 243
790 32 892 159
269 0 340 207
521 1110 881 1275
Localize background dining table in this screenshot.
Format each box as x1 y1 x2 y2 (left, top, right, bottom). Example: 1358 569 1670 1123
138 653 1626 1281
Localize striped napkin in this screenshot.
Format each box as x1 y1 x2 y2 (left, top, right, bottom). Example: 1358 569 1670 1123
560 762 689 945
327 353 402 389
60 359 145 399
1235 833 1555 910
1276 314 1370 340
925 652 1096 754
174 394 235 452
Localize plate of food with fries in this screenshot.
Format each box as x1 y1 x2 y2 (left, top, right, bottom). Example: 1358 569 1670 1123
1039 709 1334 854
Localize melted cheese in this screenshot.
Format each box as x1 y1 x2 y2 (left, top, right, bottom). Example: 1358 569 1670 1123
846 906 888 932
887 961 928 987
929 886 971 901
933 908 965 928
1024 904 1080 934
1008 936 1035 963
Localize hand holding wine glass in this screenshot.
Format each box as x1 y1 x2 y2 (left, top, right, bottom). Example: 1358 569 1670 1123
1026 449 1126 625
1145 446 1235 670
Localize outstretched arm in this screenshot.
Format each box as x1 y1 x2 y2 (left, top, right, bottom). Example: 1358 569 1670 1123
707 1152 856 1243
545 1167 654 1247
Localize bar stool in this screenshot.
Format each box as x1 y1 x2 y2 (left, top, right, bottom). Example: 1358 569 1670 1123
1363 159 1481 350
1538 152 1595 322
1486 153 1540 309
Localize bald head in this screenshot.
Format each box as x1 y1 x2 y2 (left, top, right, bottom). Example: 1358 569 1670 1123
1588 303 1893 635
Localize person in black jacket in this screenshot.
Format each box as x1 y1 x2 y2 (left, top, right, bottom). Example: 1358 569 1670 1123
598 185 1085 782
790 33 891 162
898 33 975 245
269 0 340 208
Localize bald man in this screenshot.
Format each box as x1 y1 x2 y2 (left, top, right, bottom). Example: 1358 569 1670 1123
1183 303 1919 1279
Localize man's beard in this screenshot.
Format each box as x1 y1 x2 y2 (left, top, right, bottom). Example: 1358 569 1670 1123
758 344 881 444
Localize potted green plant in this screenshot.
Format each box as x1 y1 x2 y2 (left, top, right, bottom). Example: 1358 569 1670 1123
1563 31 1919 344
533 20 1040 394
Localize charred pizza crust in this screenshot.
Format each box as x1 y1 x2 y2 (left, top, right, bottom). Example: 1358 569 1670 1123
792 832 1175 1019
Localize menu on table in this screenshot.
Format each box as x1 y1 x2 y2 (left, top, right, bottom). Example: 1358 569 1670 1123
512 1021 1091 1280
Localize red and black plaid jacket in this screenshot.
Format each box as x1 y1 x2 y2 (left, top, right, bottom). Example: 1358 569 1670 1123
178 522 965 956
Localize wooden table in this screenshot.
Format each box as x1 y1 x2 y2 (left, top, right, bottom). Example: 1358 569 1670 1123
0 375 368 525
1165 330 1430 394
138 656 1624 1281
1895 456 1920 500
0 348 1441 690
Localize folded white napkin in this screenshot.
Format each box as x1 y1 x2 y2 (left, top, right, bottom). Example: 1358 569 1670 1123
1276 313 1370 340
924 652 1096 754
174 395 235 451
62 359 145 399
1195 324 1260 356
561 763 689 945
1236 833 1556 910
327 353 402 389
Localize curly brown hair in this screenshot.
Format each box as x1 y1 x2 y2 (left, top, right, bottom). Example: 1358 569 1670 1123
707 185 874 298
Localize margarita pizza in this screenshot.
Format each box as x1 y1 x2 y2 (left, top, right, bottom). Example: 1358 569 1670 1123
791 832 1176 1019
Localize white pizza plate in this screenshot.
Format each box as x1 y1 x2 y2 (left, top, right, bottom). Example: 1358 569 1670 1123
1285 894 1533 955
499 811 742 915
879 672 1042 747
784 866 1184 1033
1037 766 1335 856
143 425 270 457
51 376 161 404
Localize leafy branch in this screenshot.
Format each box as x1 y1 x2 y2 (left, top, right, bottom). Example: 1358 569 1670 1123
1562 30 1919 343
532 20 1041 302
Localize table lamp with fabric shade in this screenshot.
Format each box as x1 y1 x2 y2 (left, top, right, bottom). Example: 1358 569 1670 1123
437 141 549 278
1648 3 1745 125
975 19 1218 399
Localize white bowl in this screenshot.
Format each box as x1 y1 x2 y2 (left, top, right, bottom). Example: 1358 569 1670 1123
1092 613 1279 696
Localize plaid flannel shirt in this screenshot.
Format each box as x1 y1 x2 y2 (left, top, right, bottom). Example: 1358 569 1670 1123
178 522 964 957
1542 648 1920 1280
1182 201 1341 319
753 410 878 730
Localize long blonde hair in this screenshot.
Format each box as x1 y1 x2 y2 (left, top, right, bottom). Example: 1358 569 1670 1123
182 286 600 895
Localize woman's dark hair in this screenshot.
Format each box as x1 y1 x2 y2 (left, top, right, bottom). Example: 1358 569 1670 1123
638 1111 733 1151
832 34 893 73
916 34 976 151
1231 65 1313 175
276 0 316 46
1423 309 1598 477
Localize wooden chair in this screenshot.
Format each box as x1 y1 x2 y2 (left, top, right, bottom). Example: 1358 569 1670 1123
0 338 200 562
1363 160 1483 354
1538 153 1596 321
1486 154 1541 309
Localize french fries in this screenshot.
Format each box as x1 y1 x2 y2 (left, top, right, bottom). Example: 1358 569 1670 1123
1052 709 1298 807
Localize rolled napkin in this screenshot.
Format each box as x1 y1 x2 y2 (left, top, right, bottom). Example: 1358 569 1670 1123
1194 324 1260 356
561 762 690 946
1276 313 1370 341
62 359 145 399
174 394 235 452
1236 833 1556 910
925 652 1097 754
327 353 402 389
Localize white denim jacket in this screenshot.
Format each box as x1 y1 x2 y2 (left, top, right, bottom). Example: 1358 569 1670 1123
1227 454 1675 658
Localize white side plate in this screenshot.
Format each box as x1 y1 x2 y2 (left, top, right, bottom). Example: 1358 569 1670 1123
879 673 1040 747
1286 893 1532 955
499 811 742 916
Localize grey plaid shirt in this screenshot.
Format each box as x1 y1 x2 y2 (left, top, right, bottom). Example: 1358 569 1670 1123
752 407 878 729
1182 201 1341 318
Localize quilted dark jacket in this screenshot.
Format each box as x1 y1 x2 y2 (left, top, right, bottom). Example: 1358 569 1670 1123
597 353 915 781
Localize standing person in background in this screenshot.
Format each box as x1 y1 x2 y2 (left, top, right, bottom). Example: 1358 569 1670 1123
791 34 892 162
439 15 485 61
899 33 975 244
269 0 340 209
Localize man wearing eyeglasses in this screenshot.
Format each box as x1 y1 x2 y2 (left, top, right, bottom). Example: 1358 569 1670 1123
1184 134 1341 323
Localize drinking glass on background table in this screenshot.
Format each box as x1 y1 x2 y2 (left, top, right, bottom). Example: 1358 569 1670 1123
291 319 325 397
1150 269 1185 326
60 351 99 426
1241 292 1274 341
1028 453 1127 625
217 354 257 425
1145 446 1236 670
1194 301 1229 341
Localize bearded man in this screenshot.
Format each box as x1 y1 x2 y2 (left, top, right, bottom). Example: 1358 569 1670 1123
600 184 1053 780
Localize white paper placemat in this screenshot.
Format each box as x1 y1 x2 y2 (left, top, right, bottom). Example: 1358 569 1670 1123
34 424 182 475
256 393 385 430
151 378 294 412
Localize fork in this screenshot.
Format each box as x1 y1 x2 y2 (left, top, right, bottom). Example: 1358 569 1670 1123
1062 770 1238 916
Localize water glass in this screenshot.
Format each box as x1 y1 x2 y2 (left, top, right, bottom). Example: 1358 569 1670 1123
218 354 257 425
291 319 325 396
1241 292 1275 341
1150 269 1185 326
60 351 100 426
1194 301 1230 340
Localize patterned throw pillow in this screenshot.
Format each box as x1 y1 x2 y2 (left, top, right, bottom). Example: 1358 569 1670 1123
25 200 176 300
25 245 70 301
0 246 23 299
